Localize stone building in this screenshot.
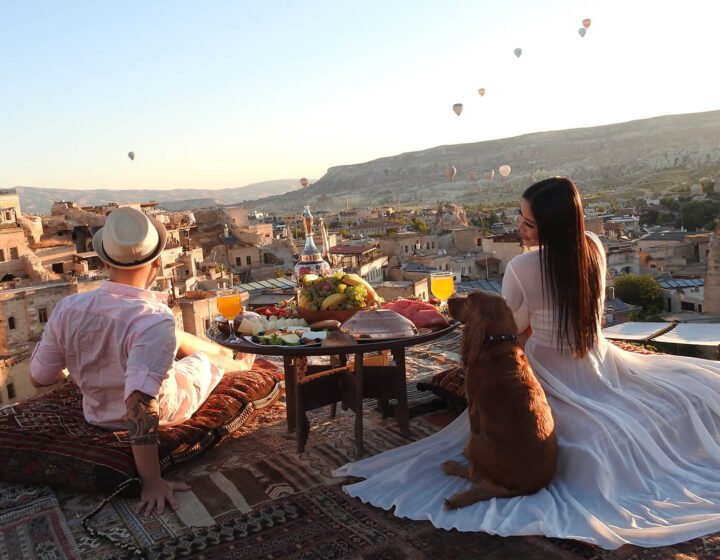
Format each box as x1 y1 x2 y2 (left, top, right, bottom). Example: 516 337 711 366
328 245 388 283
703 221 720 313
178 290 222 340
658 278 705 313
378 232 441 262
0 278 103 404
0 223 28 279
479 233 524 275
373 279 429 302
0 189 22 221
606 240 640 277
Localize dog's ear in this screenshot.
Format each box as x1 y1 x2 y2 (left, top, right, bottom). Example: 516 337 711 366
487 293 518 336
461 311 488 366
447 294 468 323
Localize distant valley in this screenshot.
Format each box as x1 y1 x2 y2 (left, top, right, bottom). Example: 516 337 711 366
14 110 720 215
15 179 303 214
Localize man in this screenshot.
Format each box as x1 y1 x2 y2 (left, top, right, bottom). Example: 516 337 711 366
30 207 254 515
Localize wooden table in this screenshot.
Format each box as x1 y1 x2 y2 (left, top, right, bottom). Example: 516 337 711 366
207 322 458 457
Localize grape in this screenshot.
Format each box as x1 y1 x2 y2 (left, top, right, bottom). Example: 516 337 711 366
300 276 374 310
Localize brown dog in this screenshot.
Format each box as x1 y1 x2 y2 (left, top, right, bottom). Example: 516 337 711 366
442 291 557 509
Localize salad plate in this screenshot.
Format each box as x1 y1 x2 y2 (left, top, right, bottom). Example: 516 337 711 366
243 329 328 347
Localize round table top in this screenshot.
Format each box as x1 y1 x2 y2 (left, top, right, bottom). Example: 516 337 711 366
206 321 460 357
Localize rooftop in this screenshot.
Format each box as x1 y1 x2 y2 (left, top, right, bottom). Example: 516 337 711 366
658 278 704 289
640 231 690 241
329 245 377 255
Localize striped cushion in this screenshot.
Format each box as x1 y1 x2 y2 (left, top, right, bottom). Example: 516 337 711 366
0 359 283 494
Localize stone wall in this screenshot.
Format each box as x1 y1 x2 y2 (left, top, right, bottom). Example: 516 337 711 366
0 351 34 406
703 223 720 313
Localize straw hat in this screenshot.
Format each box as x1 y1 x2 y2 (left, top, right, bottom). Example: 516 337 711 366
92 207 168 269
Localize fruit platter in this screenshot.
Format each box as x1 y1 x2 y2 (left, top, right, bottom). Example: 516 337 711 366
296 272 382 323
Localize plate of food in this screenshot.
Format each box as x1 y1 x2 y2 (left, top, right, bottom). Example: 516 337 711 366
243 328 329 347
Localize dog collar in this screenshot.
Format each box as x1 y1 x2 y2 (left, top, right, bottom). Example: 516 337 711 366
485 334 517 343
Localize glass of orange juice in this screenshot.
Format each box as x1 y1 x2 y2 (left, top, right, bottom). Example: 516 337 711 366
430 271 455 310
217 289 243 340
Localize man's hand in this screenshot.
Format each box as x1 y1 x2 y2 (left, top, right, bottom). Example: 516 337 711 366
135 477 191 517
127 390 192 516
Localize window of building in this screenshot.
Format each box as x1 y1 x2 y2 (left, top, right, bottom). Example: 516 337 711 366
7 384 15 400
52 263 64 273
431 242 435 249
9 247 19 260
235 257 242 266
8 317 15 329
404 246 409 253
4 211 12 221
38 308 48 323
0 249 4 261
246 256 252 265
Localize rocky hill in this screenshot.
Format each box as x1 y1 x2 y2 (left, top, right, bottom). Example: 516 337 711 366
248 110 720 212
15 179 303 215
14 111 720 216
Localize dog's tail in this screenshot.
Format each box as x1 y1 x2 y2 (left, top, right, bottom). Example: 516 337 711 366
444 480 518 510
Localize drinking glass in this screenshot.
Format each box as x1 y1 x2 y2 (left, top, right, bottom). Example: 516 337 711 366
430 271 455 310
216 289 243 340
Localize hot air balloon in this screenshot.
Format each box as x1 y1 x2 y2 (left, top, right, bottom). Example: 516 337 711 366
299 177 309 187
467 171 477 181
478 88 486 97
443 165 457 181
128 152 135 161
498 165 511 177
452 103 463 117
514 48 522 58
578 27 587 38
484 169 495 180
582 18 591 29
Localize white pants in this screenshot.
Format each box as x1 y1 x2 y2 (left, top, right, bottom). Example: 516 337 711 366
157 352 224 426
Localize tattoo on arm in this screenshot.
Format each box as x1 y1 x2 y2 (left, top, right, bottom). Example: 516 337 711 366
127 393 160 446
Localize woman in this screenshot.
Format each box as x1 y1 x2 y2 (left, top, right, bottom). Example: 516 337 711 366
334 177 720 549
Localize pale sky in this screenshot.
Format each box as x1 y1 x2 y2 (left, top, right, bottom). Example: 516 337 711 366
1 0 719 190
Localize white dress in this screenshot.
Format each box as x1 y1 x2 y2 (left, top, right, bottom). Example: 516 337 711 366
334 234 720 549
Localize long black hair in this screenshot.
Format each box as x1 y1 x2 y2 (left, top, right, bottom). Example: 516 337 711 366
522 177 602 356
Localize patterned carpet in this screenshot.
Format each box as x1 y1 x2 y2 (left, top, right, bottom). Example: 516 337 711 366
0 482 80 559
8 333 720 559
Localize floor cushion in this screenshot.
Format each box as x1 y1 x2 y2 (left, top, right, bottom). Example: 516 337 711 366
416 340 659 409
0 358 284 495
416 365 467 410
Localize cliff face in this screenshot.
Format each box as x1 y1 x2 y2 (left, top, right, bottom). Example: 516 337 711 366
249 110 720 212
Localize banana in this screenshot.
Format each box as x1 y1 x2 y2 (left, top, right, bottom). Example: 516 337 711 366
340 273 364 287
341 273 380 303
321 293 346 310
301 274 320 286
297 291 311 309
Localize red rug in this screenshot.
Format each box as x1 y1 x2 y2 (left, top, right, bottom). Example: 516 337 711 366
0 483 81 560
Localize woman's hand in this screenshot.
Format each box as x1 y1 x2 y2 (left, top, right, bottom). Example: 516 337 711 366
135 477 191 517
